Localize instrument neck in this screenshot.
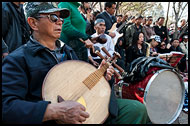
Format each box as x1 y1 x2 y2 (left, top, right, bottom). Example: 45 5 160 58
116 21 127 32
83 63 110 90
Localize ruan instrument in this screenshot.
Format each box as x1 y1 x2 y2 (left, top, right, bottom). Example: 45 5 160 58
42 60 112 124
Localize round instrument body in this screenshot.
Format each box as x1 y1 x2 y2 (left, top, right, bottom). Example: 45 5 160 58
42 60 111 124
115 67 185 124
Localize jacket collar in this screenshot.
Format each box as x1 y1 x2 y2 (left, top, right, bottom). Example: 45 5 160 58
26 36 65 56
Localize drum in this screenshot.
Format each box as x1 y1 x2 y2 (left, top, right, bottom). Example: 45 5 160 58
114 67 185 124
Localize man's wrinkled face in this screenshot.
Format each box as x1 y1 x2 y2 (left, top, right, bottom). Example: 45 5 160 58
95 22 106 34
28 11 63 39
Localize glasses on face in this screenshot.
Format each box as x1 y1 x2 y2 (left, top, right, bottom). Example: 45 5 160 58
86 8 92 11
161 44 166 47
35 14 64 23
149 19 153 21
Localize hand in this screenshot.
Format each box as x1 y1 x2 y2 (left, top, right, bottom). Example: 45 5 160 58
166 43 171 49
92 61 99 67
2 52 9 58
99 60 114 81
43 101 90 124
108 32 116 38
84 39 94 49
151 52 158 56
86 12 92 22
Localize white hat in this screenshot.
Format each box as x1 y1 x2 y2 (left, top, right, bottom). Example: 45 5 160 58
150 35 161 43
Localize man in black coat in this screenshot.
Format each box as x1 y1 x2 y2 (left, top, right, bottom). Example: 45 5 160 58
96 2 117 38
153 17 169 45
2 2 30 53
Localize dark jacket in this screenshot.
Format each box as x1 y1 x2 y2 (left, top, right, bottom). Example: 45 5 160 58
96 11 117 34
2 37 118 124
2 2 30 53
125 24 146 47
126 43 148 64
2 37 78 124
154 25 169 44
169 46 183 53
157 47 170 54
2 38 8 54
124 57 173 83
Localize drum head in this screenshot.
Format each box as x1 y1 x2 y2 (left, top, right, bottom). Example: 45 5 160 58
144 69 185 124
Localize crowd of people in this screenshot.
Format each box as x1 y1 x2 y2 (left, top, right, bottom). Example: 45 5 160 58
2 2 188 124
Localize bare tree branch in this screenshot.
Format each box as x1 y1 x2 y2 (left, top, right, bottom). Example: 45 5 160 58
179 3 188 19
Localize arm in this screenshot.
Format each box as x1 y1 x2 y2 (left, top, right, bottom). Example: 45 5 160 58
2 55 49 124
2 4 11 51
43 101 89 124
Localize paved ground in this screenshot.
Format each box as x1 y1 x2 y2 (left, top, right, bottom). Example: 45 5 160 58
172 111 188 124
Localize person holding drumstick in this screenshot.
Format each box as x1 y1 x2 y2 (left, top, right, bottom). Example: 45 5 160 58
2 2 150 124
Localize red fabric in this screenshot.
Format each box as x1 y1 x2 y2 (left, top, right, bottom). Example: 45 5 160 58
121 67 162 103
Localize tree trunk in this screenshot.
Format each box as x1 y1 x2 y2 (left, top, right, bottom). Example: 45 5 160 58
165 2 170 27
99 2 103 12
173 2 179 39
115 2 120 16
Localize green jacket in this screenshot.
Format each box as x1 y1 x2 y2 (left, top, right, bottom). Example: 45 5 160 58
58 2 89 61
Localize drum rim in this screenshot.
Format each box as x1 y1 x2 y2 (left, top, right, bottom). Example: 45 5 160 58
143 69 185 124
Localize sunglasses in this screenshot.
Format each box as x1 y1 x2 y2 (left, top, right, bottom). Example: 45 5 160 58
85 8 92 11
161 44 166 47
35 14 64 23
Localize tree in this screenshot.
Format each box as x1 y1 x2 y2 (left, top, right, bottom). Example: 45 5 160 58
165 2 170 27
118 2 156 17
172 2 188 39
144 3 164 23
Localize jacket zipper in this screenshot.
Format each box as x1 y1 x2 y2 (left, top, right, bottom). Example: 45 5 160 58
45 49 59 64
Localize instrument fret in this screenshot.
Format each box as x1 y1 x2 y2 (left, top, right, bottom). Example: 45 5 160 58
83 63 109 89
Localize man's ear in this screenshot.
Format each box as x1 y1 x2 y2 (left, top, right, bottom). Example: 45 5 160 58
94 25 97 31
27 17 38 31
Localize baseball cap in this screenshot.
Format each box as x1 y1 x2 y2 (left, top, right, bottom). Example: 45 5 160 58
24 2 70 19
183 35 188 39
94 18 105 25
150 35 161 43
